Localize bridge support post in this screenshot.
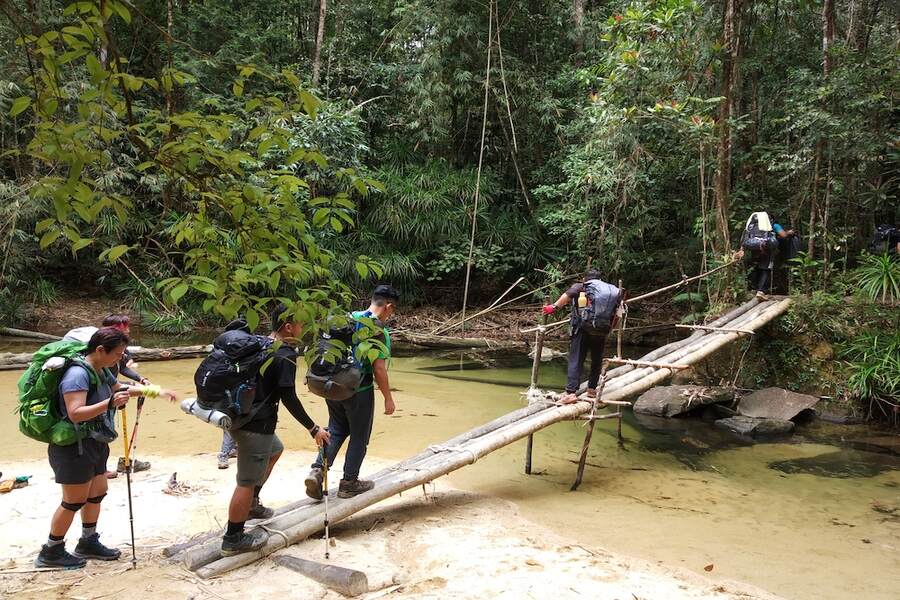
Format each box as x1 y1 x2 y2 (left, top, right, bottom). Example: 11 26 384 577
571 359 611 491
525 303 549 474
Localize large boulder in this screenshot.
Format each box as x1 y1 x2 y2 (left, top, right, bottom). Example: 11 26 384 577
738 387 820 421
633 385 735 417
715 415 795 438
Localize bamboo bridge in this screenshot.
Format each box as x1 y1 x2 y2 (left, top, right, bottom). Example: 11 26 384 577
164 295 792 579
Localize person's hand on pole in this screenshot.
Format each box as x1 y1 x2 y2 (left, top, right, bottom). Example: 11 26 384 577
111 390 130 409
542 304 556 316
312 426 331 447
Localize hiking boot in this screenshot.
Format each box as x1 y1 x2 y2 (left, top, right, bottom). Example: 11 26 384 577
73 533 122 561
585 388 597 399
105 470 118 479
117 457 151 474
249 498 274 520
221 528 267 556
217 454 230 469
304 468 323 500
34 543 86 569
337 478 374 499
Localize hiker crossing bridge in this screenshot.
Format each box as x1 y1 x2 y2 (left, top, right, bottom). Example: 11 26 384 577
165 296 792 578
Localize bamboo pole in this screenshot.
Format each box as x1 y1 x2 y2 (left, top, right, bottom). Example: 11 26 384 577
525 305 548 474
0 327 60 341
626 260 738 304
571 360 610 491
675 324 754 334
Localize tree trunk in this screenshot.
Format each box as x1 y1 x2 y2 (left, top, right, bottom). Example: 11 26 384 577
311 0 327 87
167 0 174 113
713 0 741 255
823 0 835 77
573 0 585 64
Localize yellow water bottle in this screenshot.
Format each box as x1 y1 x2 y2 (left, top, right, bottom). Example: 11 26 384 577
578 291 588 308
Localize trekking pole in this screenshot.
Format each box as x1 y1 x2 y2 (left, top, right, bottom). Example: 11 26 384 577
127 395 146 461
120 406 137 567
320 446 330 560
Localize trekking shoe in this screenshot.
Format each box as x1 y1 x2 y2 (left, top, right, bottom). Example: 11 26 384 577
227 448 238 458
304 468 324 500
337 478 374 498
217 454 230 469
221 528 267 556
755 291 768 301
585 388 597 399
117 457 151 474
73 533 122 561
559 392 579 405
34 543 86 569
105 470 118 479
249 498 274 520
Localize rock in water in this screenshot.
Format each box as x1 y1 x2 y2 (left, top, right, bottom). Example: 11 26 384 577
633 385 735 417
715 415 795 438
738 387 819 421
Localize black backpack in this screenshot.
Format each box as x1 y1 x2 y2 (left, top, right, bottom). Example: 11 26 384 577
306 313 370 401
741 221 778 258
194 329 270 420
869 224 898 255
573 279 622 336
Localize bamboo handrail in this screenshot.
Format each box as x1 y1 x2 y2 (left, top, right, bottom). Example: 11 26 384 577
675 324 755 335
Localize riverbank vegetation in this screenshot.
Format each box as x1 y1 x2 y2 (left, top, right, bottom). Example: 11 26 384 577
0 0 897 417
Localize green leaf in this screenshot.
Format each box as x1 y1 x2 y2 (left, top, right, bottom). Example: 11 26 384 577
106 244 131 263
299 90 320 119
355 262 369 278
246 308 260 332
170 283 189 303
9 96 31 116
72 238 93 252
39 229 61 249
232 79 244 97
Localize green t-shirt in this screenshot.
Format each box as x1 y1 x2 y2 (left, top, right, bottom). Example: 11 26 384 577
352 310 391 390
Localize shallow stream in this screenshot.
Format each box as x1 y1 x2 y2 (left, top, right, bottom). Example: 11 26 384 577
1 344 897 599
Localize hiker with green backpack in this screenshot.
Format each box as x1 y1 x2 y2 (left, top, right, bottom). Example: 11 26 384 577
18 327 176 569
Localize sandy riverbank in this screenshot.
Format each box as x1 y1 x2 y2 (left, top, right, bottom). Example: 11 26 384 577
0 452 783 600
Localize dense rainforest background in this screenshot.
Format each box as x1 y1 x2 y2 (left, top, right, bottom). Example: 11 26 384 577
0 0 897 417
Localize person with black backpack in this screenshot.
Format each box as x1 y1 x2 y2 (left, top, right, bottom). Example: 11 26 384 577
543 270 622 404
220 304 330 557
305 285 399 500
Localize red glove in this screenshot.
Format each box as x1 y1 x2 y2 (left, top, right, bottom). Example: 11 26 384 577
542 304 556 316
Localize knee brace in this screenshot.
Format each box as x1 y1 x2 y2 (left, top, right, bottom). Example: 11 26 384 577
61 501 85 512
87 494 107 504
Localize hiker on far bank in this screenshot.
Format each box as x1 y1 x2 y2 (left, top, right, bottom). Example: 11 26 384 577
736 212 795 299
543 270 623 404
305 285 399 501
31 327 176 569
64 315 154 477
220 304 330 556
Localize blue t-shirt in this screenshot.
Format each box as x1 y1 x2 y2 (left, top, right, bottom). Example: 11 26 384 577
58 363 116 420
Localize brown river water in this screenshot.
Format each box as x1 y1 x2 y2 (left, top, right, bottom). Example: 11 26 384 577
1 348 897 599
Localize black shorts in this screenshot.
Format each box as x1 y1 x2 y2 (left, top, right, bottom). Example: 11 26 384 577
48 438 110 485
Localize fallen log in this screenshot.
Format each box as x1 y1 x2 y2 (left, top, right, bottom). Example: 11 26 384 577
188 297 791 578
0 344 212 371
0 327 60 341
392 330 523 350
272 555 368 597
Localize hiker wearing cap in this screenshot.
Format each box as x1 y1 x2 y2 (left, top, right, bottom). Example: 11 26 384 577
221 304 330 556
543 270 622 405
36 327 176 569
736 212 794 299
305 285 399 500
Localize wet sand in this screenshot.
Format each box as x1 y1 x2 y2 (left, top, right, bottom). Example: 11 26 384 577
1 355 898 599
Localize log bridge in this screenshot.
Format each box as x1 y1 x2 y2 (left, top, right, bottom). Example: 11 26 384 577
166 296 791 579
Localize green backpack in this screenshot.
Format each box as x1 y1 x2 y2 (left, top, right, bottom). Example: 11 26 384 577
16 340 108 446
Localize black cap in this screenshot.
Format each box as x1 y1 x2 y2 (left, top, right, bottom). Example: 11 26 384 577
372 284 400 302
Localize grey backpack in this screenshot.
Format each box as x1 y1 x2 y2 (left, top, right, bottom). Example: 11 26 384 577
573 279 622 336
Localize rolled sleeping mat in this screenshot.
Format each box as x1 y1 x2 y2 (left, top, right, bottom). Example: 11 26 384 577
180 397 232 430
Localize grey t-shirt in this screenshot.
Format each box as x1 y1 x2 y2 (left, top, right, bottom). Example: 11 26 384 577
58 363 117 420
